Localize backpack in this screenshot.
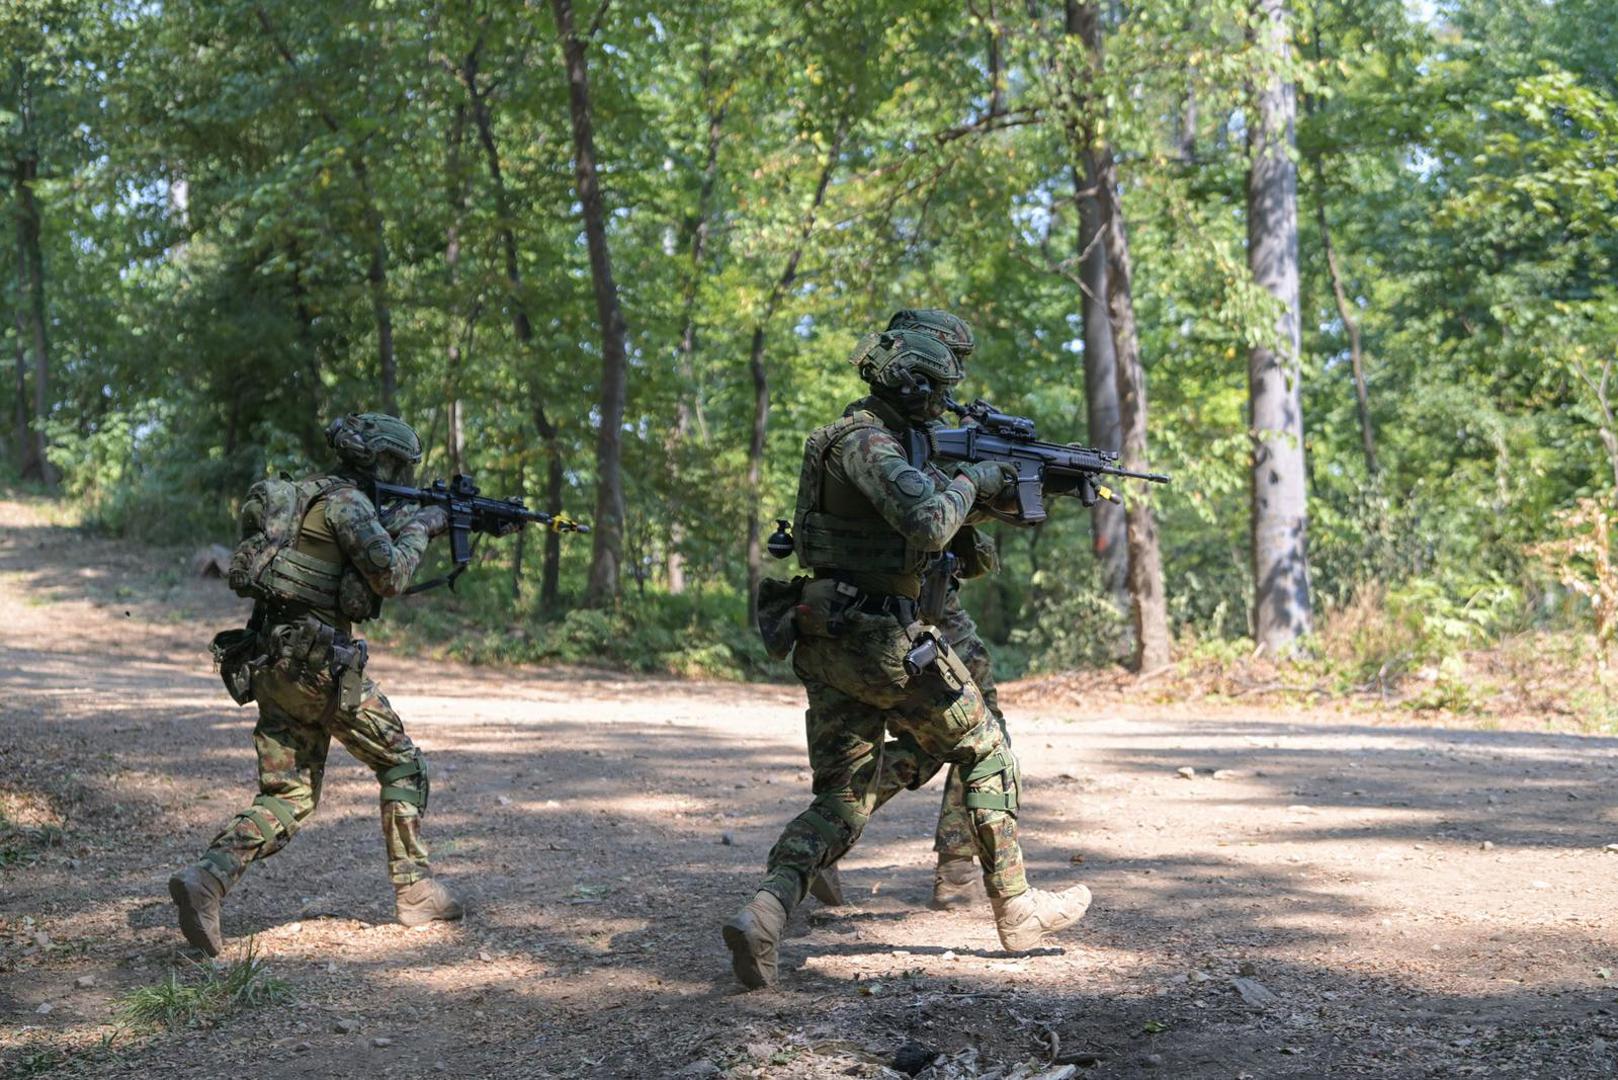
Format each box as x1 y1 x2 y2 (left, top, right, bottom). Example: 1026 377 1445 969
227 474 350 601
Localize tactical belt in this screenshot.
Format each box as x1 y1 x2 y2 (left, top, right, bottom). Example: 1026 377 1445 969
851 591 918 626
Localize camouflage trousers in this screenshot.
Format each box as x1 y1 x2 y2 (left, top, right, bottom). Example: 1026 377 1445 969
926 633 1009 860
196 660 431 891
761 609 1027 910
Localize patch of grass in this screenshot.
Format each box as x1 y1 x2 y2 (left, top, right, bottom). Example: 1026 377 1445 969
0 818 65 870
116 942 290 1032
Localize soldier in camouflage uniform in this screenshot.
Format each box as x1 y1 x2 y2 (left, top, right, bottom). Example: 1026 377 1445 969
808 310 1009 913
889 308 1009 911
169 413 462 956
724 331 1091 989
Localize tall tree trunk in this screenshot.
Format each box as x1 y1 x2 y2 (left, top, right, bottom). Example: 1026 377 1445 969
1246 0 1313 652
553 0 629 608
743 118 848 630
11 213 40 480
1074 160 1132 654
1310 160 1376 475
287 243 325 459
14 153 54 486
462 42 566 606
1070 1 1169 672
255 6 397 415
668 59 726 595
443 101 470 477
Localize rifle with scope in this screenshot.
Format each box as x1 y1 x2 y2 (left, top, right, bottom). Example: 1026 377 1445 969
373 473 589 592
932 397 1171 525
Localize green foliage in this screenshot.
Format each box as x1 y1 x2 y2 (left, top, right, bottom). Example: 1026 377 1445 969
3 0 1618 678
116 943 290 1032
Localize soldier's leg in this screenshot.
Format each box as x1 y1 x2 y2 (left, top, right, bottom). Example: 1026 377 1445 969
898 658 1091 950
761 681 941 910
172 693 329 954
933 634 1006 862
321 677 430 888
199 696 331 889
894 667 1027 900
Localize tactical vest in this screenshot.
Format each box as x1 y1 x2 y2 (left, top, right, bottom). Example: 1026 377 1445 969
791 407 932 595
231 474 352 615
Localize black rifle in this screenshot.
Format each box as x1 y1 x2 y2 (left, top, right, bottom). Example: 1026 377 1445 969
933 398 1171 525
374 474 589 592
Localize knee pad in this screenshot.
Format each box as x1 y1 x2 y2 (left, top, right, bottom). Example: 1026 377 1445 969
379 752 429 814
244 793 302 846
962 743 1019 814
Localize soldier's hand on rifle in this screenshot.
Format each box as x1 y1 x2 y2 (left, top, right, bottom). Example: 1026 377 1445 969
955 461 1019 500
414 506 450 539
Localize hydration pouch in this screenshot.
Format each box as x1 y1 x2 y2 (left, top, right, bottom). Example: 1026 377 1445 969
210 628 262 706
756 576 808 660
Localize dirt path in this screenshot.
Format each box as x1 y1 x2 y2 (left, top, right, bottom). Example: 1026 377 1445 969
3 495 1618 1079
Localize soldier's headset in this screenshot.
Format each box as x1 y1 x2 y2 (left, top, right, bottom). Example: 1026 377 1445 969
324 413 378 467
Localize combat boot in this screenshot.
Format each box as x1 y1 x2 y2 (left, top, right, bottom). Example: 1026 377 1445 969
991 884 1092 952
395 877 463 927
930 854 987 911
169 865 228 957
722 890 788 990
809 864 845 906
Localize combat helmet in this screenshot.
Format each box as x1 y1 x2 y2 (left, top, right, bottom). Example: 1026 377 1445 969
849 329 963 422
324 412 423 484
886 308 974 359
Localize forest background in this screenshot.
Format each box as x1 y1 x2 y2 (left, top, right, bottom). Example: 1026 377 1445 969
5 0 1617 720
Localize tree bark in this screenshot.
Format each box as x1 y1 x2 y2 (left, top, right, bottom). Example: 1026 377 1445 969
461 40 565 606
1074 160 1132 654
1246 0 1314 652
1069 1 1169 672
744 118 848 630
286 242 325 460
11 201 40 480
1311 165 1376 475
553 0 629 607
254 6 397 415
13 153 54 486
668 57 726 595
443 101 469 477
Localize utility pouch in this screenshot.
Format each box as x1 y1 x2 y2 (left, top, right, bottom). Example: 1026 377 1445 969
951 525 999 580
756 576 807 660
918 552 959 624
795 578 861 639
331 639 369 711
210 628 262 706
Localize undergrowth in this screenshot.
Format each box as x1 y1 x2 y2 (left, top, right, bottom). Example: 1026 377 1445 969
117 942 290 1032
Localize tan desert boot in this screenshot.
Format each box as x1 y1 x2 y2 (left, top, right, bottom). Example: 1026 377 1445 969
930 854 988 911
169 865 228 957
991 884 1092 952
721 890 788 989
395 878 464 927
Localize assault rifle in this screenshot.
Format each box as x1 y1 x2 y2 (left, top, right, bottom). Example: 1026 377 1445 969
374 474 589 592
933 398 1170 525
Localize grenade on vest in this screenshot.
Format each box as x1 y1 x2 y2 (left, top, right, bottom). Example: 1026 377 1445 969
766 519 795 560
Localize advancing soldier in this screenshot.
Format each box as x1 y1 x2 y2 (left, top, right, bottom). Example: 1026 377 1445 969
170 412 462 956
727 330 1091 989
809 309 1011 913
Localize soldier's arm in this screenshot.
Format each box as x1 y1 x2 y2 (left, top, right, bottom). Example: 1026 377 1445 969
326 487 432 598
840 428 978 551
